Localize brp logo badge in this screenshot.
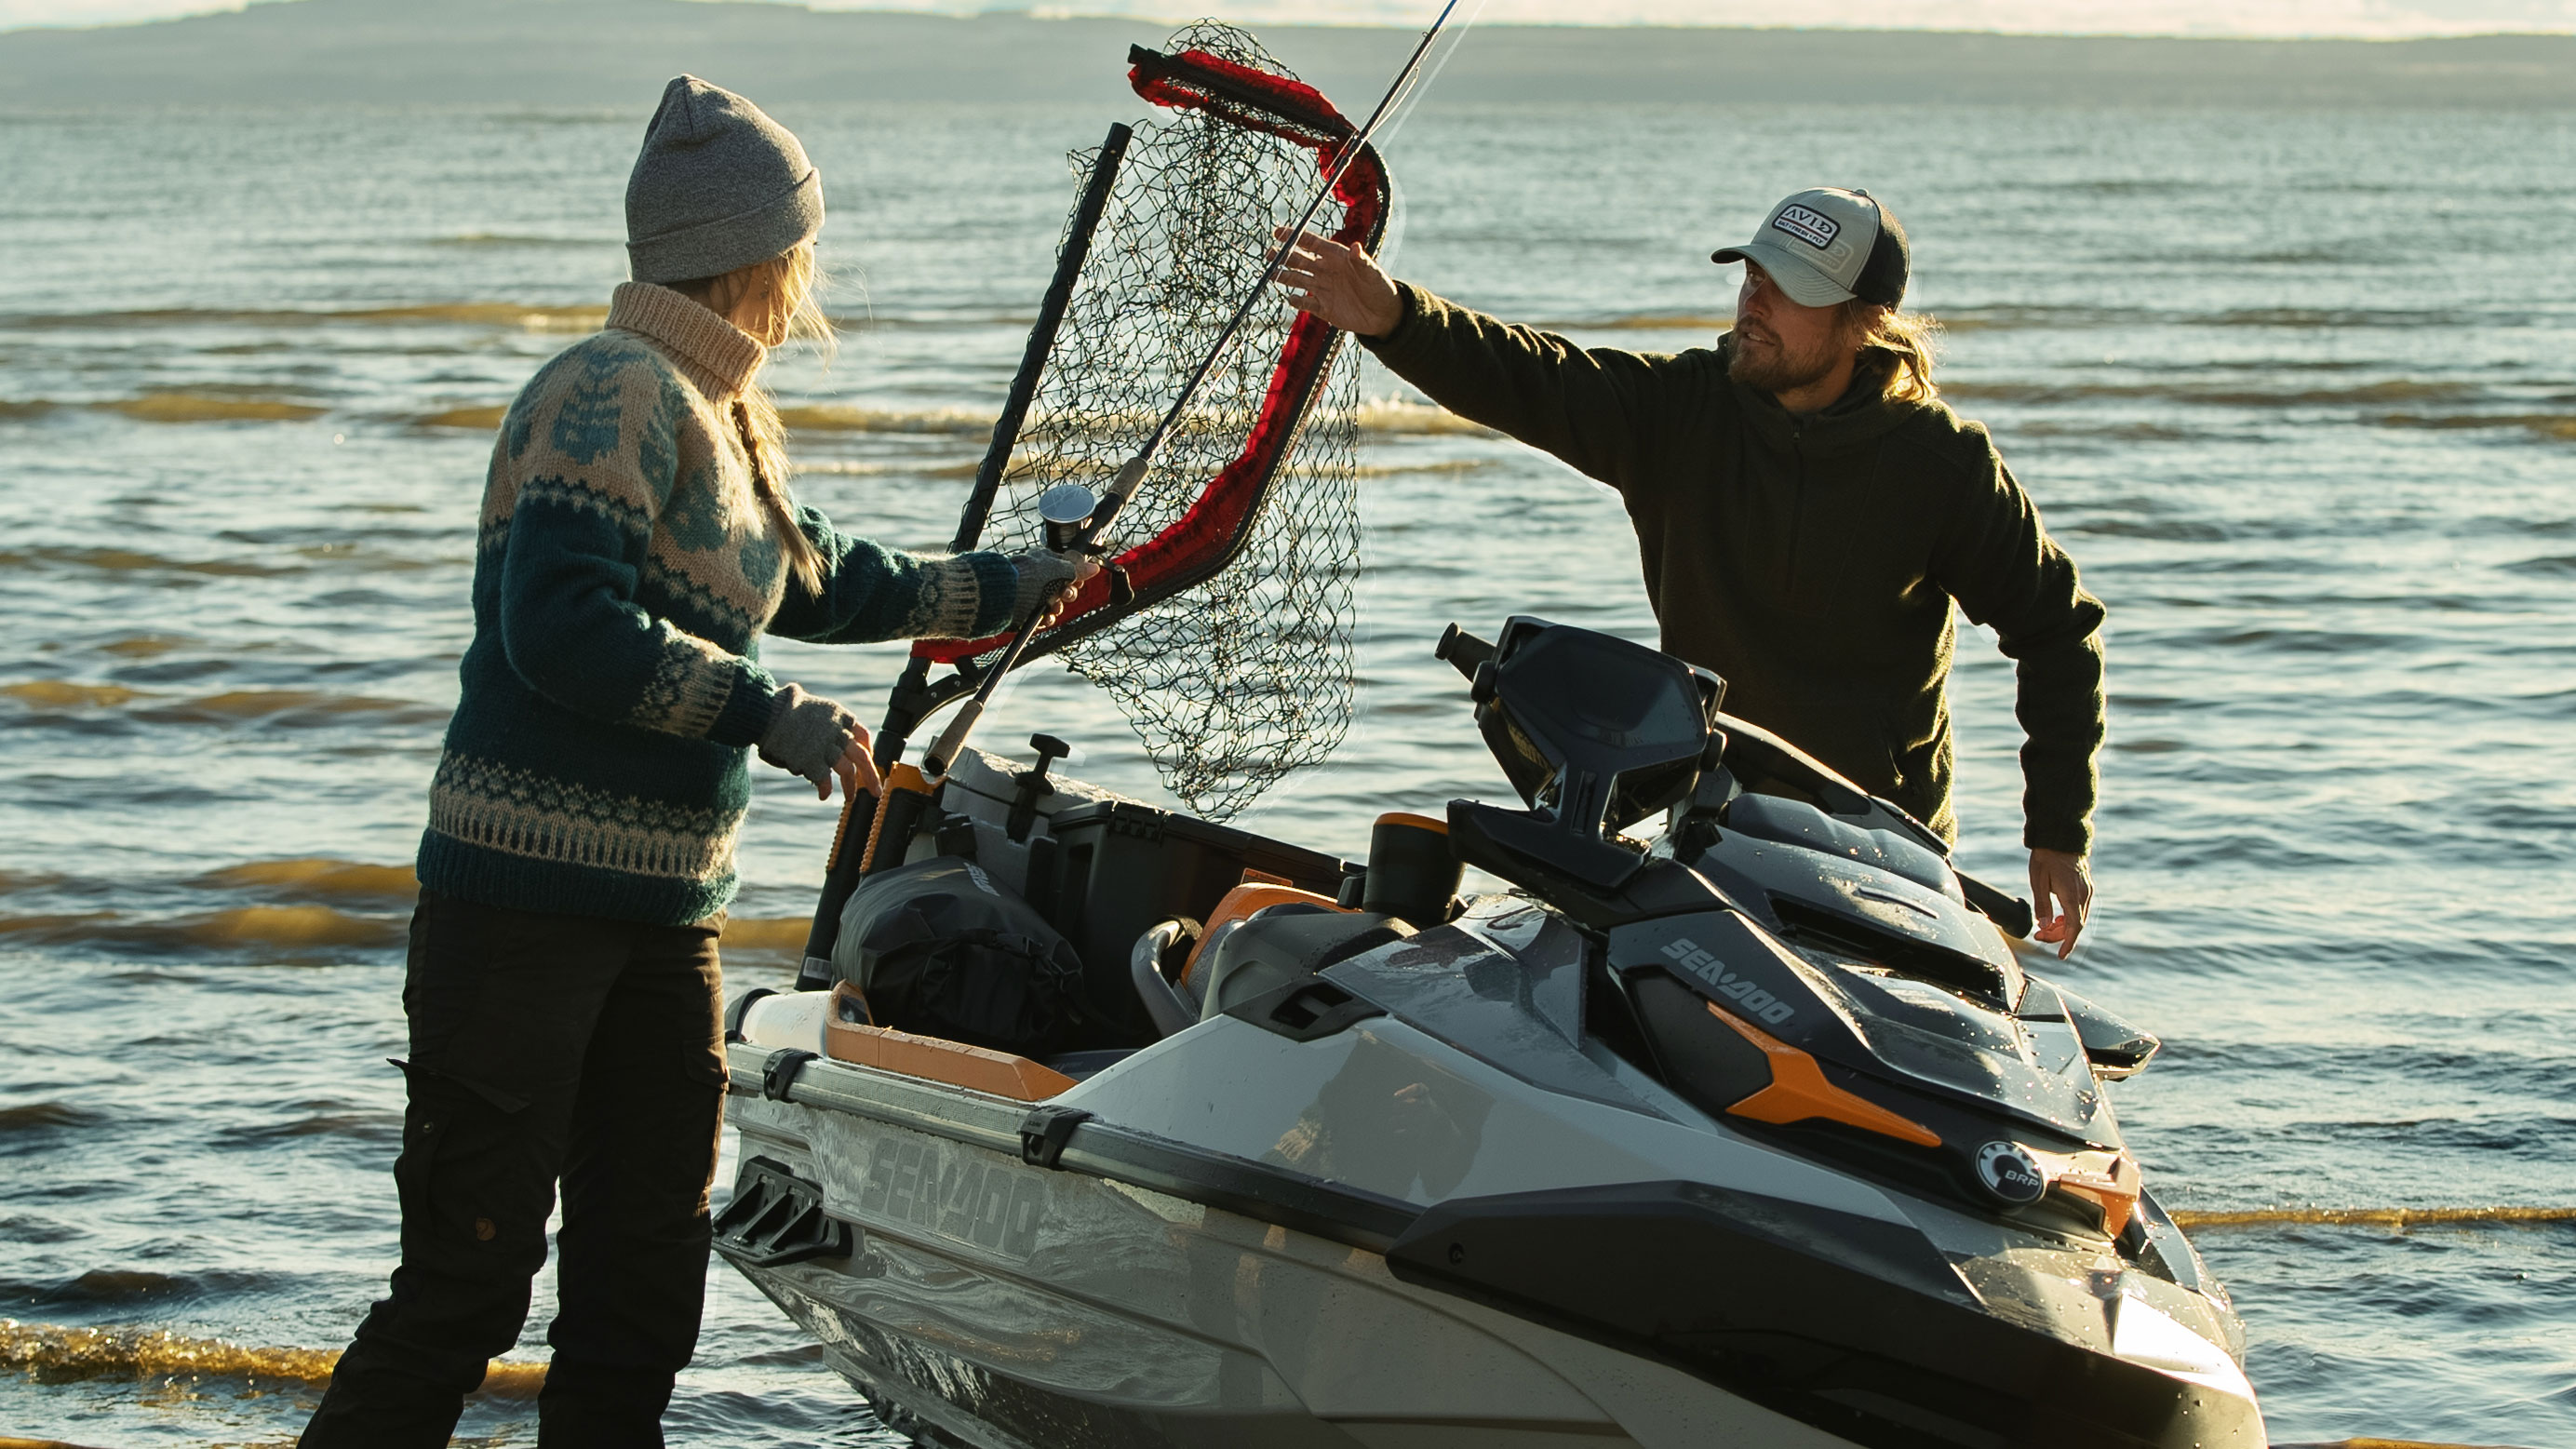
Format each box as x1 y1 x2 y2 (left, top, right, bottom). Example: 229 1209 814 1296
1975 1141 2047 1204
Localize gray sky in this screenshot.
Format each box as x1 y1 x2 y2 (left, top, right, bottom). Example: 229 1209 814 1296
3 0 2571 34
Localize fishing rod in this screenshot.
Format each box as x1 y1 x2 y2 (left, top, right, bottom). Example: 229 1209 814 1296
917 0 1461 782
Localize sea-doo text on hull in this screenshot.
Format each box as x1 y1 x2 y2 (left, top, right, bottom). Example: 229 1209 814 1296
717 614 2262 1449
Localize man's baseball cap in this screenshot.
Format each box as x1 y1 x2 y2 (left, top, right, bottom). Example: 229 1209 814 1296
1712 187 1908 308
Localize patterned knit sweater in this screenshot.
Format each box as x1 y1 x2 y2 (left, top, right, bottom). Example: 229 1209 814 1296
418 283 1021 925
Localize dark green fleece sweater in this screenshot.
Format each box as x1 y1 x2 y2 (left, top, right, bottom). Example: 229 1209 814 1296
1365 284 2105 853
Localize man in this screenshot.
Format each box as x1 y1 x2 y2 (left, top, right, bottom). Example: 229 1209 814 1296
1275 187 2101 955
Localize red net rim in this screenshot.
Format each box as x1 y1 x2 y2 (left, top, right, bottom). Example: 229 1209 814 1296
911 47 1389 667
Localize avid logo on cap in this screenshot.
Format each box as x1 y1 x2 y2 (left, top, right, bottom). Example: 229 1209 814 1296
1772 204 1841 250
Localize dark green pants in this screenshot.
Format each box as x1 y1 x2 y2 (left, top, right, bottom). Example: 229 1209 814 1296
302 891 729 1449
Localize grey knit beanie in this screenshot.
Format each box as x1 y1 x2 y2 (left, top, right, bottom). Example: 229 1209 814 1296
626 75 824 284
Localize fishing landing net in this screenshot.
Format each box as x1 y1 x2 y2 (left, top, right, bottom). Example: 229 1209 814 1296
896 23 1390 820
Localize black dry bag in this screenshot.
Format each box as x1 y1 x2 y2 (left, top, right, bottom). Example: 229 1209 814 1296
832 856 1085 1056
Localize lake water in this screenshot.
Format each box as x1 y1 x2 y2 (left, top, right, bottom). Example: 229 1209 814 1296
2 83 2572 1449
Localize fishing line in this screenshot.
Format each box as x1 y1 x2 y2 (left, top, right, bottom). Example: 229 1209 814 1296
1349 0 1489 156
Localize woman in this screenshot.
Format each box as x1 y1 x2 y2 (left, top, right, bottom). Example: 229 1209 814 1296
302 76 1083 1448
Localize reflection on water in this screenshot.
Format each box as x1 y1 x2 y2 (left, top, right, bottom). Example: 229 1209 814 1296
0 1320 541 1398
2 93 2572 1448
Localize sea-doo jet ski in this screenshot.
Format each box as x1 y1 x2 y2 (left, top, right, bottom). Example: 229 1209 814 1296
717 615 2264 1449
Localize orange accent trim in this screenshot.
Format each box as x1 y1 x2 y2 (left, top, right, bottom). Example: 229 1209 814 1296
1375 812 1450 835
2032 1146 2141 1237
825 984 1075 1102
859 763 933 875
1707 1004 1943 1148
1177 882 1348 986
1238 866 1293 888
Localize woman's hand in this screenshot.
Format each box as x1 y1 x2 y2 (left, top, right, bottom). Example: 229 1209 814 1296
830 726 884 801
2029 848 2092 959
759 684 880 800
1271 226 1403 339
1011 551 1103 630
1039 557 1102 628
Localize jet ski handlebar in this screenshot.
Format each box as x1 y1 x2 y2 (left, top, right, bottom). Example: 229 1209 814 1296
1434 622 1496 681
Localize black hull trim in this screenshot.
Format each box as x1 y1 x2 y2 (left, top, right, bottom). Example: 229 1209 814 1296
1386 1180 2261 1449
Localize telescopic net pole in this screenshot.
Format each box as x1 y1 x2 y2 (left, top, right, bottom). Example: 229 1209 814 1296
873 124 1134 771
798 125 1136 984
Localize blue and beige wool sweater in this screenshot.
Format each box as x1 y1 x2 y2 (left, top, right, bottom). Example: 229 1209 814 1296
419 283 1020 925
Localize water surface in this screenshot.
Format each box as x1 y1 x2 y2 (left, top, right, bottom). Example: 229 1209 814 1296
2 96 2571 1446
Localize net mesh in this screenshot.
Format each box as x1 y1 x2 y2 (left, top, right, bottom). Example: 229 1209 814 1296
967 22 1369 820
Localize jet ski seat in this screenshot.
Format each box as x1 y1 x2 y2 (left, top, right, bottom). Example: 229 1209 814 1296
1127 894 1409 1040
1189 903 1409 1025
1721 792 1953 895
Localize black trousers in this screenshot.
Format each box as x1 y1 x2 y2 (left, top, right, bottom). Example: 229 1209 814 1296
302 891 730 1449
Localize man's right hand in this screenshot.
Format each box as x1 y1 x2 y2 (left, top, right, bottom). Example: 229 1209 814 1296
2029 848 2092 959
1272 226 1403 339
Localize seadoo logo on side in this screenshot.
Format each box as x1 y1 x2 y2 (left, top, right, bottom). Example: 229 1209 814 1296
1772 204 1841 249
1660 936 1797 1026
1975 1141 2048 1204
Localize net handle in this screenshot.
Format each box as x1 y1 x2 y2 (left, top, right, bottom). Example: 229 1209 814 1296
874 124 1134 768
949 123 1134 556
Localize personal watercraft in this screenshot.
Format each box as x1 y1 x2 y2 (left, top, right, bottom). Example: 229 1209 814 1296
714 615 2263 1449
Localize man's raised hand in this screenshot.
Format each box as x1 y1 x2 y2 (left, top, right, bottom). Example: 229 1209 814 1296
1271 226 1403 340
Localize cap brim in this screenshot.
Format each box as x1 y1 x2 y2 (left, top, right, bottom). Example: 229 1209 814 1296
1711 237 1856 307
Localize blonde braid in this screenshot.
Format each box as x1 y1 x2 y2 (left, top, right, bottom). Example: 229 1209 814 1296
676 242 835 597
732 394 825 597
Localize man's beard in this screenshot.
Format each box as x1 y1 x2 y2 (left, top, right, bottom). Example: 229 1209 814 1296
1728 323 1846 396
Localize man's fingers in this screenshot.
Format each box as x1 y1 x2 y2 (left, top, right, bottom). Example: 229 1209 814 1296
2025 850 2091 958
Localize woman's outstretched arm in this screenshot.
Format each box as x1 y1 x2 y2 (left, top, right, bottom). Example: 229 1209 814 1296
767 503 1090 645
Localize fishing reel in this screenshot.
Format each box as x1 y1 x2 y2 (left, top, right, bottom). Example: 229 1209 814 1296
1037 483 1099 554
1035 482 1135 610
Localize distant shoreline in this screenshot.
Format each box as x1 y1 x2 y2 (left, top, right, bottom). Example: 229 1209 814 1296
6 0 2575 108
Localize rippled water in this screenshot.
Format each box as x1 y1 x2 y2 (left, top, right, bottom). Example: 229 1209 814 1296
3 94 2572 1448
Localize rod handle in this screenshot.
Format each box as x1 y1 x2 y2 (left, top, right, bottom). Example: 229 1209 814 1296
920 699 987 782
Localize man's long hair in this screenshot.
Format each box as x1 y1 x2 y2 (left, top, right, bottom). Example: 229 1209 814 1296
1845 300 1943 405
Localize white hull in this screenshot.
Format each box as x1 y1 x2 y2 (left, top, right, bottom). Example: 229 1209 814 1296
732 1084 1857 1449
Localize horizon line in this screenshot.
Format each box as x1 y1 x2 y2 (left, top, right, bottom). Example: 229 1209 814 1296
6 0 2572 42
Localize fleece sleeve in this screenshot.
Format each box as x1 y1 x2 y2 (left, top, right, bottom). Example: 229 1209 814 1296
1929 434 2109 855
763 504 1025 645
491 345 779 749
1362 282 1699 496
